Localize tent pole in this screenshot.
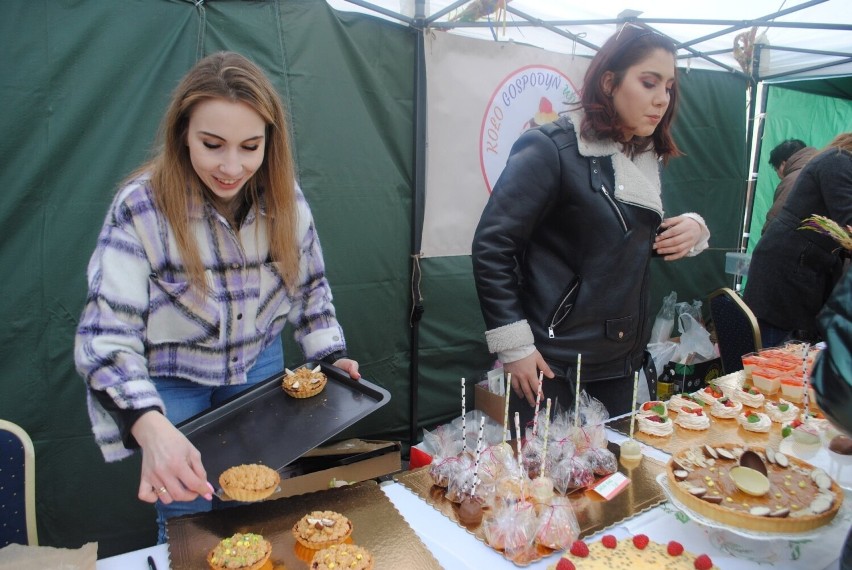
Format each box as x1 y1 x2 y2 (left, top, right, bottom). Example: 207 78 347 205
408 0 428 450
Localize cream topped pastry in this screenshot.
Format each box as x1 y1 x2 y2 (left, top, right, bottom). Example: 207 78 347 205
635 413 673 437
674 406 710 430
765 399 800 423
737 411 772 433
782 418 821 445
728 385 765 408
637 400 668 417
692 384 724 406
667 393 701 414
710 396 742 419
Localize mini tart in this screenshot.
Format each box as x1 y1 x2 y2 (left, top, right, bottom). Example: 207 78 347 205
547 535 718 569
282 366 327 398
207 532 271 570
293 510 353 550
310 543 373 570
667 444 843 533
219 463 280 502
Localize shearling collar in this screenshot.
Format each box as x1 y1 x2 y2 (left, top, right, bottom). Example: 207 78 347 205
565 109 663 216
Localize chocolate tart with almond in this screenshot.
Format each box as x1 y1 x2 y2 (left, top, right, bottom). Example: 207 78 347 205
666 444 843 533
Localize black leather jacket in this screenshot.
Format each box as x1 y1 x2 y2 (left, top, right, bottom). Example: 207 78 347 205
472 116 662 381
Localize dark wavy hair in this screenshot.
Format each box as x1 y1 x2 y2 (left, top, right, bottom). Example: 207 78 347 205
578 25 682 164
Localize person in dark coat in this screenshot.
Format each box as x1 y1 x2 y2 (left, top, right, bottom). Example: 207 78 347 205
763 139 818 235
744 133 852 347
812 240 852 570
471 26 710 425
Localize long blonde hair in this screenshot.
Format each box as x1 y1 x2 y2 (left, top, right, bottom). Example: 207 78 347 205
138 51 299 292
826 132 852 153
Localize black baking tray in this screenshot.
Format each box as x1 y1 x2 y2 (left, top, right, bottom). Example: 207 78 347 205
176 362 391 484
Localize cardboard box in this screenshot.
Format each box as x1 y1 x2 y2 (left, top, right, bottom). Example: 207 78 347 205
268 439 401 499
475 382 506 424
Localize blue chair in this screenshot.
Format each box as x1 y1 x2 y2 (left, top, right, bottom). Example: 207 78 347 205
0 419 37 546
708 287 763 375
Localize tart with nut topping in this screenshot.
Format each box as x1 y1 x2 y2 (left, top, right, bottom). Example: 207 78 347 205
282 366 327 399
667 444 843 533
293 510 353 550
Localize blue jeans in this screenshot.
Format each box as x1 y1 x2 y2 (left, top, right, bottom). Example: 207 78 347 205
153 339 284 543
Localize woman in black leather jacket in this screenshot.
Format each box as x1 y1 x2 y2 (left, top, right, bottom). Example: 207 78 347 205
472 26 710 425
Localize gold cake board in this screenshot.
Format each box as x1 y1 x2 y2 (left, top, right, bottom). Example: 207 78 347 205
395 441 666 566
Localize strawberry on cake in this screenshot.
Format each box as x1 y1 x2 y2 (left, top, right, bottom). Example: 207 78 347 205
548 535 717 570
728 386 765 408
635 413 673 437
765 399 800 423
737 411 772 433
691 384 724 406
709 396 742 419
638 401 668 417
674 406 710 431
667 393 701 414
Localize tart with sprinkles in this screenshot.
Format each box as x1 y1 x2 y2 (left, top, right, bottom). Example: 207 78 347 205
207 532 271 570
547 535 717 569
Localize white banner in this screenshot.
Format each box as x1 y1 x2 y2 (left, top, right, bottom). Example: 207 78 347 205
421 32 589 258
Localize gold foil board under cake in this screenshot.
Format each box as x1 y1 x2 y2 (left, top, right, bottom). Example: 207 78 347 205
167 480 441 570
395 441 666 567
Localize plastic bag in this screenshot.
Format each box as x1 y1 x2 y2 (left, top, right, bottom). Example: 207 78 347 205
650 291 677 343
673 313 717 363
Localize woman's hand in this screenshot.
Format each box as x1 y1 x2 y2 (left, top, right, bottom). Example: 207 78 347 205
333 358 361 380
654 215 703 260
503 351 554 406
131 411 212 505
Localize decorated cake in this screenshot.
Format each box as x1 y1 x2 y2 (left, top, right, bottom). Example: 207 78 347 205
206 532 271 570
673 406 710 431
667 444 843 532
635 413 673 437
709 396 742 419
547 535 717 569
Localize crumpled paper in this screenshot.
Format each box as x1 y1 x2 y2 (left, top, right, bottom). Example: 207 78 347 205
0 542 97 570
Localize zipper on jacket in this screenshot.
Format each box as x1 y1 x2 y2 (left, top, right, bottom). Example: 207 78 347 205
599 185 629 233
548 279 581 338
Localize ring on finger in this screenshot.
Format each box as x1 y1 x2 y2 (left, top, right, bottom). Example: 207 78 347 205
157 486 168 495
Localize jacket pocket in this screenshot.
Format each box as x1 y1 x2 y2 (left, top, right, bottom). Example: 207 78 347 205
605 316 634 343
546 276 581 338
256 262 291 334
147 272 222 345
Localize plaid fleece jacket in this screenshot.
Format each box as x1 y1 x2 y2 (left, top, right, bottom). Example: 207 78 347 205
75 176 347 461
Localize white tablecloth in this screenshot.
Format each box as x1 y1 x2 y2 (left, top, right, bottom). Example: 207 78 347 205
98 429 850 569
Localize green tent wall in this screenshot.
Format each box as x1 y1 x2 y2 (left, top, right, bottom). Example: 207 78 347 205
1 0 744 556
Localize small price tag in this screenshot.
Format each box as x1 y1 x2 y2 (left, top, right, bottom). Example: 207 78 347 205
590 472 630 500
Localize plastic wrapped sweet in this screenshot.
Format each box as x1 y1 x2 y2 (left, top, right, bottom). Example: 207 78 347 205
534 495 580 549
428 451 472 488
521 436 545 479
580 446 617 477
483 501 538 559
528 475 555 512
444 456 476 503
551 454 594 494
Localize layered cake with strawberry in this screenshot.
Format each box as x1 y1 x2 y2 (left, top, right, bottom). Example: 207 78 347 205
548 535 717 569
